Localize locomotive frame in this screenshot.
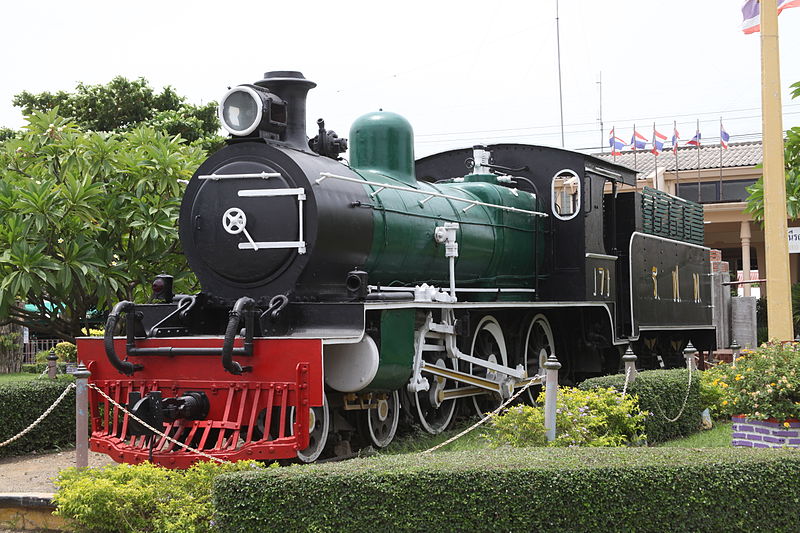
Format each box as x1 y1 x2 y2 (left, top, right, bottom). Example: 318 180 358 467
77 71 715 467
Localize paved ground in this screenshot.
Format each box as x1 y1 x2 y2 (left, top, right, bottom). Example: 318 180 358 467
0 449 115 493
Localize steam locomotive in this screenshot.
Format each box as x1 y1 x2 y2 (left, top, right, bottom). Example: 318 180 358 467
77 71 715 467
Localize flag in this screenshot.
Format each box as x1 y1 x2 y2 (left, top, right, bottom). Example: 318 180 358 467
608 128 626 156
651 129 667 155
672 127 680 151
742 0 800 34
631 130 647 151
720 123 730 149
687 130 701 147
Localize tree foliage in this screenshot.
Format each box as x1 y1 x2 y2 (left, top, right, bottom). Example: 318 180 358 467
745 80 800 221
12 76 223 151
0 109 205 340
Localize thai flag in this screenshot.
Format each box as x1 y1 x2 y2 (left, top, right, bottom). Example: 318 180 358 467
672 127 680 151
742 0 800 34
608 128 626 156
687 130 701 147
720 124 730 149
651 129 667 155
631 130 647 151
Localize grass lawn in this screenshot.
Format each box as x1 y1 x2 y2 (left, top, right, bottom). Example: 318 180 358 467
0 372 45 385
0 372 40 384
657 420 732 447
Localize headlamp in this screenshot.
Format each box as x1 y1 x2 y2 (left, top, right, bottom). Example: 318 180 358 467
219 86 263 136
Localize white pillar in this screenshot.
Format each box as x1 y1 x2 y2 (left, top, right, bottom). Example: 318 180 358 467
543 355 561 442
740 221 752 297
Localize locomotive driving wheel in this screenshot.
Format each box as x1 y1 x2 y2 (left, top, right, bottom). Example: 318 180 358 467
290 392 330 463
366 391 400 448
415 357 458 434
468 315 509 415
522 314 555 404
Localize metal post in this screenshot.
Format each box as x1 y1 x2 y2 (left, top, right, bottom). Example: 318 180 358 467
74 362 91 468
621 346 638 383
683 342 698 372
47 350 58 379
543 354 561 442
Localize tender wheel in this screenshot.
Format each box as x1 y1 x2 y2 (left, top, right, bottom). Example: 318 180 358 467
290 392 329 463
469 315 509 415
415 357 458 434
523 314 555 404
366 391 400 448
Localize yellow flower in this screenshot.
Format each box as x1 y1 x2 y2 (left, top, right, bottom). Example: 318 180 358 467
785 422 791 428
735 375 743 381
721 382 729 388
771 382 777 387
722 400 728 406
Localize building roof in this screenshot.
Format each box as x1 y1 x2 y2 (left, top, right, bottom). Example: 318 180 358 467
593 141 763 176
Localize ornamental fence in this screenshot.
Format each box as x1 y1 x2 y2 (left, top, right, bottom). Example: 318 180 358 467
22 338 60 364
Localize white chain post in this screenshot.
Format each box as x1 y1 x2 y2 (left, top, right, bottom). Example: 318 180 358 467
622 345 638 384
74 362 91 468
730 339 741 367
543 354 561 442
684 342 698 371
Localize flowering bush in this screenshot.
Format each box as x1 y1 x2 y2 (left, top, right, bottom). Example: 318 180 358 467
699 363 729 418
710 342 800 422
485 387 647 447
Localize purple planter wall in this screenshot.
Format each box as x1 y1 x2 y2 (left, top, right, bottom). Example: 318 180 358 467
732 416 800 448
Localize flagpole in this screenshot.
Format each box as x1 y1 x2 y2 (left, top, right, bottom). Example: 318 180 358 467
719 117 724 197
760 0 793 340
633 124 638 188
653 122 658 191
598 72 604 153
556 0 565 148
696 119 701 203
674 120 679 193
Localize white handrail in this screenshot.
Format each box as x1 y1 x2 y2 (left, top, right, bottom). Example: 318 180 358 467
316 172 548 217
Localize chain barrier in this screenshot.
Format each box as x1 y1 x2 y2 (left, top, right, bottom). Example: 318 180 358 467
86 383 230 464
620 365 633 399
0 382 76 448
423 375 543 454
650 368 694 423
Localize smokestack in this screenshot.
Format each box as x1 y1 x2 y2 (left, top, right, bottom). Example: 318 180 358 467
255 71 316 150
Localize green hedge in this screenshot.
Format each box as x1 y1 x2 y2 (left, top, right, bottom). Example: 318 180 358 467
579 369 701 443
22 362 69 374
0 376 76 458
213 447 800 532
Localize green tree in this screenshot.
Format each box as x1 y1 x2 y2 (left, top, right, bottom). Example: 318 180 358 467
0 110 205 341
745 80 800 221
12 76 223 151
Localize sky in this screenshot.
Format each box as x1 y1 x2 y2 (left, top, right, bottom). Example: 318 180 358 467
1 0 799 158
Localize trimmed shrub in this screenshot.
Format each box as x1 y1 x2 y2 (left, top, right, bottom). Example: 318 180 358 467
579 369 701 443
54 460 268 533
33 342 77 363
0 375 76 457
54 341 77 362
485 387 646 447
34 349 53 363
22 362 68 374
213 447 800 532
